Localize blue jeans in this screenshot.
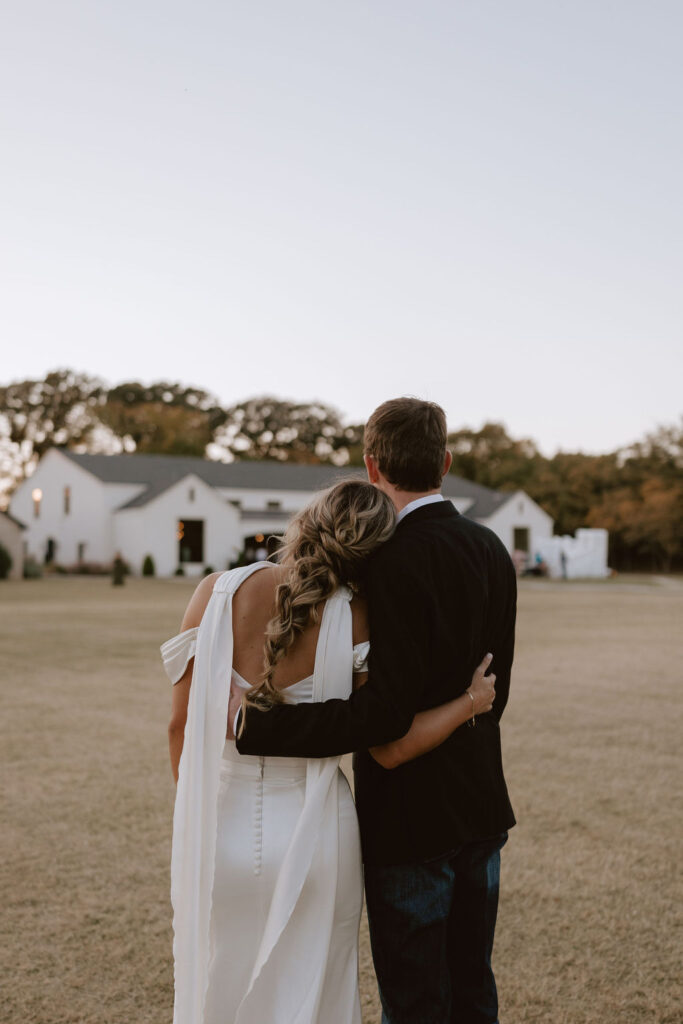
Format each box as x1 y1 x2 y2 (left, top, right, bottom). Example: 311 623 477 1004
364 833 508 1024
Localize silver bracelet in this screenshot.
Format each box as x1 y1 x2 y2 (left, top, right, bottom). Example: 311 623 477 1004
465 689 476 728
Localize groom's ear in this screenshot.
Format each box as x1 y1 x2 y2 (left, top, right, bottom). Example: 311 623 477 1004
442 450 453 477
364 454 380 484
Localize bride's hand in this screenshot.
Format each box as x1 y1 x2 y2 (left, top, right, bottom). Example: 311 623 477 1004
466 653 496 716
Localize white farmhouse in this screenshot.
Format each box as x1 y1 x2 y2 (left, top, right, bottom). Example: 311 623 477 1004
9 448 554 577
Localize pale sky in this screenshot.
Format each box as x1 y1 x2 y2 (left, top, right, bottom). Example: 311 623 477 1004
1 1 681 455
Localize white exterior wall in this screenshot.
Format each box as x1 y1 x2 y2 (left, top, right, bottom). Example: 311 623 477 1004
216 486 309 544
102 482 146 510
481 490 554 557
0 516 24 579
9 449 114 566
215 485 316 513
239 513 292 538
114 474 242 577
534 528 609 579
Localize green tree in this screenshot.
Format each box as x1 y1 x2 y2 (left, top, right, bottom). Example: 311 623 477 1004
526 452 622 537
0 369 106 503
447 422 541 491
99 381 228 456
214 397 362 464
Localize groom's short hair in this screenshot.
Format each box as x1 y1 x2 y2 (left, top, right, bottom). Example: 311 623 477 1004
364 398 448 492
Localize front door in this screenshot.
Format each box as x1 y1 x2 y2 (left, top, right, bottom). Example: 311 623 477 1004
513 527 529 553
178 519 204 565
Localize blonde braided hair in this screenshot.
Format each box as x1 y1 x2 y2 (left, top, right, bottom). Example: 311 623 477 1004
241 479 396 722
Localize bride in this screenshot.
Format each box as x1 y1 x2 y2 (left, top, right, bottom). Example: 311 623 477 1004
161 479 496 1024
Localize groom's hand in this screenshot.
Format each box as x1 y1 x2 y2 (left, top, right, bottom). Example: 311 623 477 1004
467 653 496 715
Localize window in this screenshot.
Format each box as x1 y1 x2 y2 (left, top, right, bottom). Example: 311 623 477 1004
188 487 195 502
32 488 42 518
178 519 204 563
64 486 71 515
267 500 282 510
513 527 529 553
77 542 86 562
229 499 242 509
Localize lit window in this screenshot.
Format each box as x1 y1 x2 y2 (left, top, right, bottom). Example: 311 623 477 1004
64 486 71 515
32 488 42 518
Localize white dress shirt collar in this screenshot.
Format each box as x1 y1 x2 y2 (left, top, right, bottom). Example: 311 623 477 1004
396 493 445 524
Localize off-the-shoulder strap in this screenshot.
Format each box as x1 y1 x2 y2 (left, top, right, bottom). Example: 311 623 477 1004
160 627 199 685
352 640 370 673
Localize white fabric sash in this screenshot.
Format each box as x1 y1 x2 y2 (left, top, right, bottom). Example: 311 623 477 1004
171 562 272 1024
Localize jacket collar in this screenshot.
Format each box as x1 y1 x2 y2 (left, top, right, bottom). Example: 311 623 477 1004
395 499 459 529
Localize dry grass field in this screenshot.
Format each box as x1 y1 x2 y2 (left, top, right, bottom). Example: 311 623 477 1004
2 575 681 1024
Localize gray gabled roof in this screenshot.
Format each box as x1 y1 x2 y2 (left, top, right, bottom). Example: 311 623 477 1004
117 477 190 509
56 449 512 520
1 509 27 529
443 477 512 519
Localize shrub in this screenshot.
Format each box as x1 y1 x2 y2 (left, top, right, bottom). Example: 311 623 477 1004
203 565 215 576
0 543 12 579
112 556 127 586
174 566 185 577
142 554 156 577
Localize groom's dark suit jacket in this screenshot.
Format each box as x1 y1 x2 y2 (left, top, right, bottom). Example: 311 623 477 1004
236 501 517 866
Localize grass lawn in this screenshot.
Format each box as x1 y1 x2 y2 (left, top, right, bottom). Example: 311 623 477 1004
1 575 681 1023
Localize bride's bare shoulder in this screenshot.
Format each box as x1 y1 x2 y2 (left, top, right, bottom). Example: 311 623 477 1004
179 571 223 630
234 562 283 607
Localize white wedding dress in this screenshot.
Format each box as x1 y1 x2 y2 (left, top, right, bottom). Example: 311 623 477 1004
160 562 367 1024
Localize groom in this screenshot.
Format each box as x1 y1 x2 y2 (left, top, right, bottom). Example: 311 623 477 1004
235 398 517 1024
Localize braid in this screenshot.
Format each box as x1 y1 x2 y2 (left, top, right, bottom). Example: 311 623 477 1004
240 480 395 728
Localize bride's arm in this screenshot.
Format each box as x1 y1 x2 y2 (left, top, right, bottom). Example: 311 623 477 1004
366 654 496 770
167 572 221 782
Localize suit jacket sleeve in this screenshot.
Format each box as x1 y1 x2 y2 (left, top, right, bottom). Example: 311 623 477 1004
235 551 433 758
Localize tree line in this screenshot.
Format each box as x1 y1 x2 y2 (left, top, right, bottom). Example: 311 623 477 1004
1 369 681 571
